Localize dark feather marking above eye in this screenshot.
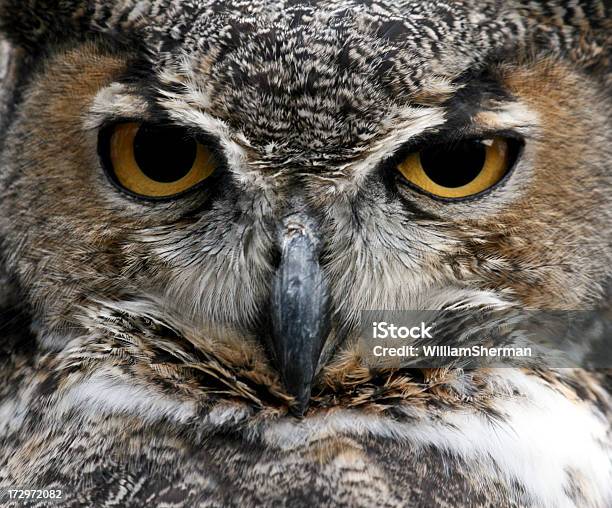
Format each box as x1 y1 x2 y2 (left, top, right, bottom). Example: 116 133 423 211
442 70 515 129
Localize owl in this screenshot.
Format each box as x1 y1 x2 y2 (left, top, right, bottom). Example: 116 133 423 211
0 0 610 506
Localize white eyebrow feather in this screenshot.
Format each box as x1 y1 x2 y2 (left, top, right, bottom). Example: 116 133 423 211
85 82 150 129
475 101 539 134
340 105 447 192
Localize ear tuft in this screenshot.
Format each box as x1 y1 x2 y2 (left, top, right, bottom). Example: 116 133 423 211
0 0 92 52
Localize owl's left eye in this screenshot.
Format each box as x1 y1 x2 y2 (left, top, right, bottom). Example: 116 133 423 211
100 122 218 199
395 137 519 199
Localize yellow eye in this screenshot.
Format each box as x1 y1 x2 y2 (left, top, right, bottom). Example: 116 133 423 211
105 123 218 198
396 137 516 199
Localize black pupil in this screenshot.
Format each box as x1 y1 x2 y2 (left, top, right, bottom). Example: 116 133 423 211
133 126 197 182
420 140 487 188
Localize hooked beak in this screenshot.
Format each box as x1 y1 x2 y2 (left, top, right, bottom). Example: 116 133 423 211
269 214 330 416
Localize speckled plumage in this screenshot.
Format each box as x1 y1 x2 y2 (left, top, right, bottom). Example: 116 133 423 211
0 1 610 507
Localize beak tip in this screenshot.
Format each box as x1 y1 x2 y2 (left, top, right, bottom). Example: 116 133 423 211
289 387 312 417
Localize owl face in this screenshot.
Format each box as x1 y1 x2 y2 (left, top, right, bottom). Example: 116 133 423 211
0 1 610 410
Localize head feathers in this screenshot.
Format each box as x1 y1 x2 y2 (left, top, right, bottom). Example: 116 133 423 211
0 0 609 67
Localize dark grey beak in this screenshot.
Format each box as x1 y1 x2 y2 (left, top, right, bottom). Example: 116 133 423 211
270 214 330 415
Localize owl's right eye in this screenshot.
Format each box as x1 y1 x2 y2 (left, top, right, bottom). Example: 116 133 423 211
100 122 219 199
